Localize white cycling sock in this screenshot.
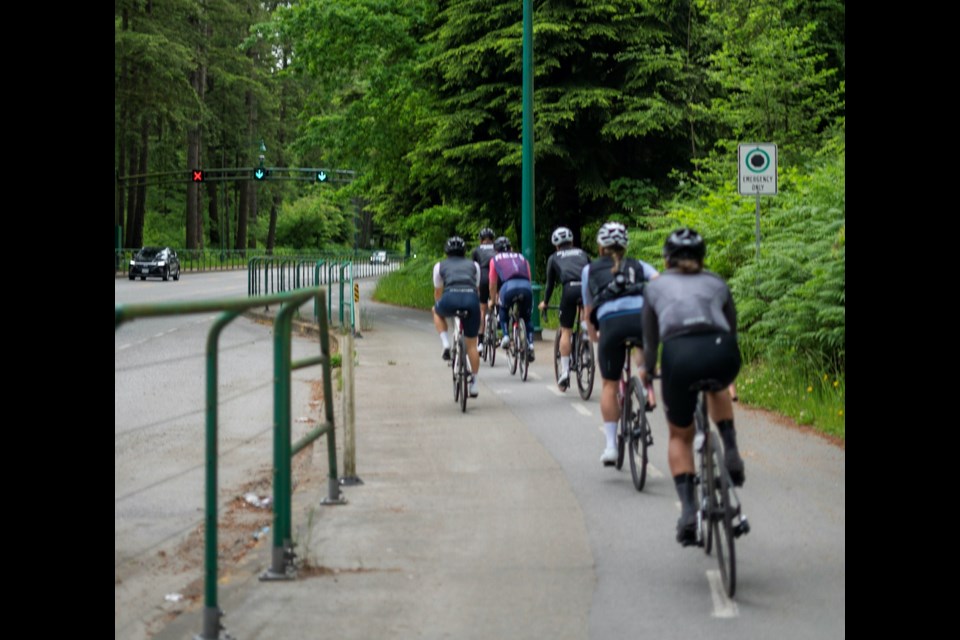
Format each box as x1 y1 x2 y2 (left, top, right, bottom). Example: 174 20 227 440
604 422 617 449
440 332 450 349
560 356 570 374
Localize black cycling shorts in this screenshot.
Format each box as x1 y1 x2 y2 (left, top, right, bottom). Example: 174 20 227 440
434 290 482 338
660 331 741 427
596 311 644 381
558 283 583 330
478 272 491 305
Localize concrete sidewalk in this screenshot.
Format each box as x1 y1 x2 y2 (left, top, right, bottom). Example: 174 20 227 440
156 296 594 640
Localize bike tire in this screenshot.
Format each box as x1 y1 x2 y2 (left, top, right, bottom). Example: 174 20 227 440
452 338 461 403
576 332 595 401
459 336 468 413
708 430 736 597
616 386 627 471
519 318 529 381
627 377 648 491
695 394 712 554
553 327 562 384
508 319 519 376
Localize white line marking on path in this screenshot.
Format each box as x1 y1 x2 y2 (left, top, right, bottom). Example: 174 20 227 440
528 372 541 380
706 570 739 618
572 403 592 417
546 385 563 396
118 344 131 350
647 464 664 479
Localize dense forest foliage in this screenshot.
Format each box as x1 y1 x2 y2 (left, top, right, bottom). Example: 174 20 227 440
116 0 844 431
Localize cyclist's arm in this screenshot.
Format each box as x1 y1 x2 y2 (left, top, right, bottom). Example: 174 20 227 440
641 303 660 383
433 262 444 302
539 256 557 309
581 264 599 342
723 287 737 338
488 261 498 304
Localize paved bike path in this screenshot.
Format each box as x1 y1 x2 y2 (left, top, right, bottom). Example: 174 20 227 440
156 288 596 639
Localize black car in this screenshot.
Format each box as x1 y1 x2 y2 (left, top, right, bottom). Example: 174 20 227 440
129 246 181 281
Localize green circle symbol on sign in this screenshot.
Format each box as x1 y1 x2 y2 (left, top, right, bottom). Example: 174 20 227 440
745 148 770 173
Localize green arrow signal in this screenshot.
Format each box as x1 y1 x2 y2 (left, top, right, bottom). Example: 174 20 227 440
317 171 327 182
254 168 265 180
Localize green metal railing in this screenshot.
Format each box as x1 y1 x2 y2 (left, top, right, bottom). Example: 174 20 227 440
116 248 404 277
115 287 341 640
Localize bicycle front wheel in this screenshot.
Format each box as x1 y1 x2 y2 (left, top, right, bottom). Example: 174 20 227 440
486 314 497 367
452 341 461 403
627 377 649 491
577 333 595 401
518 319 529 381
707 431 736 597
508 322 519 375
616 386 628 471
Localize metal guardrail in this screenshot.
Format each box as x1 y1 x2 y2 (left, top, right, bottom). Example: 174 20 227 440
115 287 341 640
247 256 402 335
116 248 404 277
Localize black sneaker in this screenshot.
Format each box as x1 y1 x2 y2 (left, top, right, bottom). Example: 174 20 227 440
725 446 745 487
442 348 451 361
527 347 535 362
676 513 698 547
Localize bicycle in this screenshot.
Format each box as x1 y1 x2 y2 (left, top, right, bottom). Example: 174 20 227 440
481 306 498 367
692 380 750 597
449 310 470 412
503 299 530 381
542 305 595 400
616 339 655 491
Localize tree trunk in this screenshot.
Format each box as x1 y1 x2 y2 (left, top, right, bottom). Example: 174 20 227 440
132 118 150 248
124 143 138 248
206 179 219 248
236 176 249 255
248 181 257 249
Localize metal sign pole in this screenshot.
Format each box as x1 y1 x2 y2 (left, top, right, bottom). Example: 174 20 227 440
755 194 761 260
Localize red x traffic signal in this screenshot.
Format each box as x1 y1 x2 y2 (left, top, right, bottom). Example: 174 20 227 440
192 169 204 182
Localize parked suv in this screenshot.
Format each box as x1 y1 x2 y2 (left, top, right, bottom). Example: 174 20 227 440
129 246 181 281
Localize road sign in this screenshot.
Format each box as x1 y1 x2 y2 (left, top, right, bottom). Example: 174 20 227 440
738 143 777 195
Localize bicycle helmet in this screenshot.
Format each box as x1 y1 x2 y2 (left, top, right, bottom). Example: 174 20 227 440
479 227 495 241
596 222 628 248
663 228 705 261
444 235 466 256
551 226 574 247
494 236 512 252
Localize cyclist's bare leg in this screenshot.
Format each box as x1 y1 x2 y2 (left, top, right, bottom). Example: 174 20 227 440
559 327 573 357
465 336 480 375
432 307 448 333
706 390 734 423
707 389 744 485
600 378 620 423
667 421 696 476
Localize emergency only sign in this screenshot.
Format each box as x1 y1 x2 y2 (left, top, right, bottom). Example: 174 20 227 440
738 143 777 195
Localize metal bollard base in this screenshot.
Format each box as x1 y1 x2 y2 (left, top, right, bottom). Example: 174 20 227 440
194 606 234 640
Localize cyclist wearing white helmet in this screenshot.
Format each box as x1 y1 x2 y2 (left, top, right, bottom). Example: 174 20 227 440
641 228 743 546
538 226 590 390
471 228 498 350
581 222 658 466
433 236 482 397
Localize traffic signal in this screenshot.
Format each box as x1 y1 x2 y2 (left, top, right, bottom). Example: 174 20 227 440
316 170 328 183
253 168 269 181
192 169 204 182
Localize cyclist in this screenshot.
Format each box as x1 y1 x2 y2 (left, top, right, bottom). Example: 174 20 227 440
640 228 743 546
537 226 590 391
432 236 482 398
488 236 535 362
581 222 658 466
471 228 498 353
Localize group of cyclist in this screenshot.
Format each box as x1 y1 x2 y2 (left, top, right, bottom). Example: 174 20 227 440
431 222 745 547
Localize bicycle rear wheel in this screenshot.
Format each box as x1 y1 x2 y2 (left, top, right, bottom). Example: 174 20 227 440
508 319 519 375
627 377 649 491
707 431 736 597
459 336 468 413
518 318 529 381
553 328 562 384
486 313 497 367
452 339 461 403
616 385 627 471
576 332 595 400
695 395 712 553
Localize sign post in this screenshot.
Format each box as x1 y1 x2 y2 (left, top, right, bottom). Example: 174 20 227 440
738 143 778 260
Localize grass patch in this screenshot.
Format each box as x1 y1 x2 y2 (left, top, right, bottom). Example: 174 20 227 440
372 255 437 310
737 358 844 441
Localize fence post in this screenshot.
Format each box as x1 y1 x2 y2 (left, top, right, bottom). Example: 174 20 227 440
340 332 362 486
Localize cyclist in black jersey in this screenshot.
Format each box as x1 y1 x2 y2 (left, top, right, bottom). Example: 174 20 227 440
641 228 744 545
471 228 497 350
538 226 590 391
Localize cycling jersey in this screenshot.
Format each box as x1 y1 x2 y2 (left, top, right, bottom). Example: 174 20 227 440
641 268 736 375
434 256 480 292
489 251 532 286
471 244 497 275
542 248 590 304
581 256 657 323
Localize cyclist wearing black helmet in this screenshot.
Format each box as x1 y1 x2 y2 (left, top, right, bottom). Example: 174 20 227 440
581 222 658 466
488 236 535 361
641 228 743 546
471 228 498 349
433 235 482 397
538 226 590 390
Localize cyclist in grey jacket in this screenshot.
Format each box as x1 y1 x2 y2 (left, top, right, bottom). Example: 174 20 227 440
433 236 482 398
641 228 743 546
